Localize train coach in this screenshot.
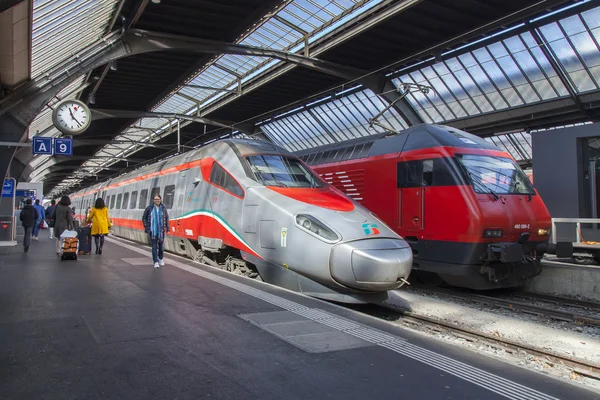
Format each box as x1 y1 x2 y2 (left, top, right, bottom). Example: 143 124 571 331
70 138 413 303
301 124 572 290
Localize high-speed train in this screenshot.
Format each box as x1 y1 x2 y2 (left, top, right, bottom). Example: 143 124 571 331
70 138 413 303
301 124 572 290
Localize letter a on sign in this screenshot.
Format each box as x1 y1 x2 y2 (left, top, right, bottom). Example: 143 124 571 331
33 137 53 155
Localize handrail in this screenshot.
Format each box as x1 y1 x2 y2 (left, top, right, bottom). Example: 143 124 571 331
551 218 600 245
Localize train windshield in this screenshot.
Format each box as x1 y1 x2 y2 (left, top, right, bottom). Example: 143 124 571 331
246 155 323 188
456 154 534 195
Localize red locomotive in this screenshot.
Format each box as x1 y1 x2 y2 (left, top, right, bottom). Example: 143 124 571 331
303 124 572 290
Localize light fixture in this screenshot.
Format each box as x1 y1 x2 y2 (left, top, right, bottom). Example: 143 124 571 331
151 0 160 3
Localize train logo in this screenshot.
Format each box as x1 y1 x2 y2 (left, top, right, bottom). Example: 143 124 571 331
362 223 380 235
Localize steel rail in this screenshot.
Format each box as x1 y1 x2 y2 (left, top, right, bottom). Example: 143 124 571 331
443 292 600 327
397 311 600 380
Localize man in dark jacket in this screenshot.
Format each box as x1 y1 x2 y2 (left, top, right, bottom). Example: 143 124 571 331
45 199 57 239
19 199 39 252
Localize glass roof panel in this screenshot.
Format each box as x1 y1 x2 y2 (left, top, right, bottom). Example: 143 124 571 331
394 6 600 123
31 0 119 79
539 18 598 92
262 88 408 152
154 95 196 114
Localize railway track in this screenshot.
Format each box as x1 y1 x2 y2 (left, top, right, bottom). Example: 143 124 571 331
510 292 600 313
419 288 600 327
352 303 600 381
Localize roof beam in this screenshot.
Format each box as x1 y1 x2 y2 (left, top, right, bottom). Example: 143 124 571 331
0 28 365 128
91 108 234 130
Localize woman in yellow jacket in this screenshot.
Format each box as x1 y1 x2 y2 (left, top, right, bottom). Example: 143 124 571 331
86 197 111 254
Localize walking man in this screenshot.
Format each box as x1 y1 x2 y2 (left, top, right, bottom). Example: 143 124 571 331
19 199 38 252
45 199 57 239
142 194 170 268
32 199 45 240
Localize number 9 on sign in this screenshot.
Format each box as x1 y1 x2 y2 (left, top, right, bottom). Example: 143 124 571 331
54 138 73 156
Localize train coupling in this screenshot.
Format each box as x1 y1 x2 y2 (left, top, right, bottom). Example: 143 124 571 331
535 241 573 258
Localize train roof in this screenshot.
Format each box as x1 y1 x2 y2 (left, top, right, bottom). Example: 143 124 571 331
297 123 501 166
69 137 292 196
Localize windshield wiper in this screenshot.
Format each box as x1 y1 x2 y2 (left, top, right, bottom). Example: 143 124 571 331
468 172 500 201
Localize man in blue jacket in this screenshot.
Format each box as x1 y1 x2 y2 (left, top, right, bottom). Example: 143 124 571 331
142 194 170 269
32 199 45 240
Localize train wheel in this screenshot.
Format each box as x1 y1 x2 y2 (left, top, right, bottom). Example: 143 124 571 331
572 256 593 265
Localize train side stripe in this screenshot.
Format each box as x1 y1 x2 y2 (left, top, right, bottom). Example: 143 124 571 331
171 208 260 258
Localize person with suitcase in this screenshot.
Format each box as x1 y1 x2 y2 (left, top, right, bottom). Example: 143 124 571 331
53 196 75 256
85 197 111 255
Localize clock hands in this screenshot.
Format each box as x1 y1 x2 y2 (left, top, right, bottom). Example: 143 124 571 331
68 107 83 127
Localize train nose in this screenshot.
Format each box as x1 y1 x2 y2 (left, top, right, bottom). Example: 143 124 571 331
330 238 413 291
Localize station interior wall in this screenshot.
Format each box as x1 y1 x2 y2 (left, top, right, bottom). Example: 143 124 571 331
532 123 600 219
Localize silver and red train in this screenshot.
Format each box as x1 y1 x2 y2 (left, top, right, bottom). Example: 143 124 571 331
70 138 413 303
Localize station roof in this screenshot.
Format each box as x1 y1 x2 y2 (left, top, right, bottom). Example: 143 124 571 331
16 0 600 195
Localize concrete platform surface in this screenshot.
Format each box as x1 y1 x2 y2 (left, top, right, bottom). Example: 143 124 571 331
0 234 597 400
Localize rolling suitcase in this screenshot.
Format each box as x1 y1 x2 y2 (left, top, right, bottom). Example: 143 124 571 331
61 237 79 260
77 226 93 254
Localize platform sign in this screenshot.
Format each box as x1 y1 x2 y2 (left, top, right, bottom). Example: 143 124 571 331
54 138 73 156
32 137 53 155
0 178 16 246
2 179 14 198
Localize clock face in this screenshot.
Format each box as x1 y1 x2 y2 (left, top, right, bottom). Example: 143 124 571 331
52 100 91 135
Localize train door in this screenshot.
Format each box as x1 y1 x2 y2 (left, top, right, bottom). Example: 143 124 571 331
203 161 245 248
172 169 189 237
397 160 426 236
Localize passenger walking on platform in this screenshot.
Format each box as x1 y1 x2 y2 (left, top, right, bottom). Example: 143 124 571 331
19 199 38 252
45 200 57 239
85 198 111 255
53 196 74 255
142 194 170 268
32 199 45 240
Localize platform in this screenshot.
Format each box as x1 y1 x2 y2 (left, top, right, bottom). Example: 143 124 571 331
0 234 597 400
528 256 600 301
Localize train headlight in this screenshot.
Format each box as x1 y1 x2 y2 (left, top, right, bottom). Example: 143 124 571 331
295 215 340 242
483 229 503 238
537 228 550 236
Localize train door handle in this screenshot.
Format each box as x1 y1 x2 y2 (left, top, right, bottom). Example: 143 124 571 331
413 217 419 222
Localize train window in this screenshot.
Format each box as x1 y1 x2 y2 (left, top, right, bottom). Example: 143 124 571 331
130 191 138 209
456 154 534 195
163 185 176 209
122 193 130 210
109 195 116 209
422 160 434 186
246 155 323 188
398 158 460 188
139 189 148 208
116 194 122 209
210 163 244 198
150 187 160 203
